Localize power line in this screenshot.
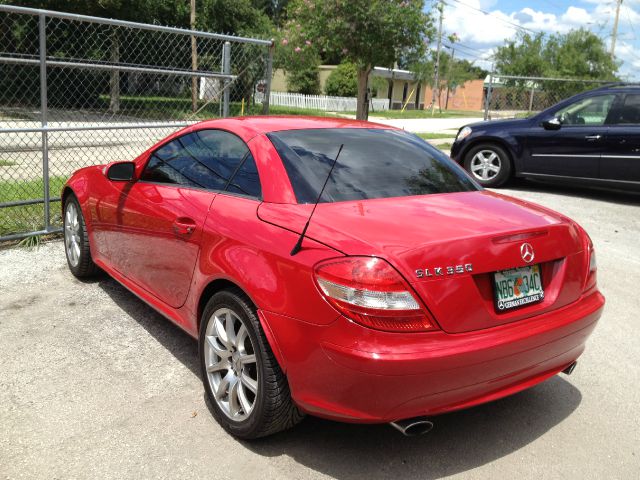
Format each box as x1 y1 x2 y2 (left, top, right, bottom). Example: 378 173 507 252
452 50 493 63
624 2 636 40
445 41 486 54
445 0 540 35
444 43 488 57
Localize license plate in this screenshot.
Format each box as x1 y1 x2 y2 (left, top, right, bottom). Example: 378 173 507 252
493 264 544 311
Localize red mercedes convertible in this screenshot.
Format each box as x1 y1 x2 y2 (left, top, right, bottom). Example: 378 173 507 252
62 116 604 439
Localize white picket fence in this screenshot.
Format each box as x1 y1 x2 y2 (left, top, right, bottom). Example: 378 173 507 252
262 91 389 112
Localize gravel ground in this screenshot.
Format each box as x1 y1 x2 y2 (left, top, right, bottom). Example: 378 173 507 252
1 181 639 480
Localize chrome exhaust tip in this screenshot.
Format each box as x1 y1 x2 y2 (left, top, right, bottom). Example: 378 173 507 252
562 361 577 375
389 417 434 436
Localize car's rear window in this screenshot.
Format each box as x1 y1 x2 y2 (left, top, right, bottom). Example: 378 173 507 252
267 128 477 204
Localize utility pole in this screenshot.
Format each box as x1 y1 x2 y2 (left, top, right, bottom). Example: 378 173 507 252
190 0 198 113
610 0 623 58
445 46 454 110
430 0 444 115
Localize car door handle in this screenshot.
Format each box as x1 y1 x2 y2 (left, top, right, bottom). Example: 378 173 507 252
585 134 602 141
173 218 196 236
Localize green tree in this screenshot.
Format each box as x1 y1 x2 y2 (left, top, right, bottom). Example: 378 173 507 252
274 33 321 94
6 0 273 110
287 0 433 119
494 32 548 78
324 62 358 97
252 0 289 27
494 28 618 102
494 29 618 80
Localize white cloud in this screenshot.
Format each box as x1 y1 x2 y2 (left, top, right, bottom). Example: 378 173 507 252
443 1 517 45
561 7 594 27
442 1 595 46
439 1 640 78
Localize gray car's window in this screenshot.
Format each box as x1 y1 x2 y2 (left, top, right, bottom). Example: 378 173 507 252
140 129 261 198
267 128 477 204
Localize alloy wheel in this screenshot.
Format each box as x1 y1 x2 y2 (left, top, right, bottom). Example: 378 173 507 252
204 307 259 421
64 202 81 267
470 149 502 181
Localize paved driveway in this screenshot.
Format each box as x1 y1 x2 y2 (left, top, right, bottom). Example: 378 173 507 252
1 181 638 479
367 116 483 133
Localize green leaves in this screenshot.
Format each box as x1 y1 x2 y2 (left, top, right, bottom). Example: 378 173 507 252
280 0 433 117
286 0 431 70
494 29 619 81
324 62 358 97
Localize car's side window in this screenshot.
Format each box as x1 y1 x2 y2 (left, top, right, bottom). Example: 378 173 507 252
140 129 262 198
555 94 616 126
609 94 640 125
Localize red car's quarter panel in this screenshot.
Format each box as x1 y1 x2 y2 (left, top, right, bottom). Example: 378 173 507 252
185 193 343 333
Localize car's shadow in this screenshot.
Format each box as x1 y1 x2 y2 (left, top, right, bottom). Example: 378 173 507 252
98 275 583 480
241 377 581 479
499 178 640 206
97 276 201 379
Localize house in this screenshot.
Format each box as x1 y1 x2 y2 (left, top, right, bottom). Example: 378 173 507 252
271 65 424 110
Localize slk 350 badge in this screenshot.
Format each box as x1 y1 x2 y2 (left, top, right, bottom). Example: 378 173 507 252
416 264 473 278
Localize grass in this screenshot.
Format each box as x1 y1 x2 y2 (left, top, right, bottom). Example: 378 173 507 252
262 105 340 117
416 132 456 140
96 95 340 120
436 142 453 151
0 176 67 237
18 234 42 249
0 159 16 167
95 94 481 121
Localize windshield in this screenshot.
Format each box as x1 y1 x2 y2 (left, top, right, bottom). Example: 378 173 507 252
267 128 478 204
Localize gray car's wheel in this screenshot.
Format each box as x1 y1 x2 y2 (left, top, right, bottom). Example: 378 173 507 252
63 195 98 278
199 288 304 439
464 143 512 187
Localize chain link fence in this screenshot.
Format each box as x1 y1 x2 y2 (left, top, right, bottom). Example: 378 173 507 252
483 75 612 121
0 4 273 241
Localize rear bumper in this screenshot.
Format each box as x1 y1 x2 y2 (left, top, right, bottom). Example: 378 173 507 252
260 291 604 423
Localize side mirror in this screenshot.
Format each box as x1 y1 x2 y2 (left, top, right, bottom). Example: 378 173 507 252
542 117 561 131
106 161 136 181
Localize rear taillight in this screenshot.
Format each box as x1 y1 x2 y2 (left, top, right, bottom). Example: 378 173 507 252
313 256 436 332
585 244 597 292
575 223 597 293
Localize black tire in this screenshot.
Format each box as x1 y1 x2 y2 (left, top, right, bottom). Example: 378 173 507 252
199 288 304 439
463 143 512 187
63 194 99 278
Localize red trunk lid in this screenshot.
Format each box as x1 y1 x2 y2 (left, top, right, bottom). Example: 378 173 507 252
258 191 588 333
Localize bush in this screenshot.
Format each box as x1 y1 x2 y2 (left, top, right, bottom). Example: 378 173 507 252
287 66 321 95
324 62 358 97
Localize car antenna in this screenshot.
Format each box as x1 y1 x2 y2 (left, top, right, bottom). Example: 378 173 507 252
290 144 344 256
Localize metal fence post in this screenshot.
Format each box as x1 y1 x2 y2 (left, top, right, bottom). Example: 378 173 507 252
222 41 231 117
528 86 535 112
262 40 274 115
39 13 50 232
484 73 493 121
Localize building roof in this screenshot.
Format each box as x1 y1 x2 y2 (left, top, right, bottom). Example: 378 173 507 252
372 67 416 82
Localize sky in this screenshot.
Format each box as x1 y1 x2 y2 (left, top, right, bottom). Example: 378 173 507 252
434 0 639 79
